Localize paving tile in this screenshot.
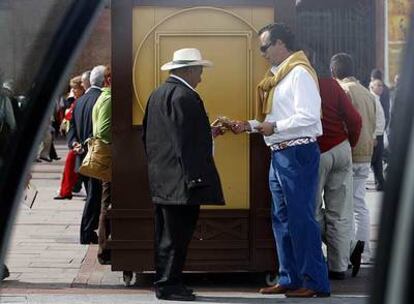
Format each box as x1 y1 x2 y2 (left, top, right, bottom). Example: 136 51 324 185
0 296 28 303
1 141 379 302
28 262 80 269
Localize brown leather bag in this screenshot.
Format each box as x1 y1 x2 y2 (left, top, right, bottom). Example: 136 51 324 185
79 138 112 181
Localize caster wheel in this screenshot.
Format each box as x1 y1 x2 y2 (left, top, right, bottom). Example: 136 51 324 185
123 271 134 287
265 272 278 286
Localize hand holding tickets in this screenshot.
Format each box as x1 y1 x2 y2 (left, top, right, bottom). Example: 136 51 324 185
211 116 236 137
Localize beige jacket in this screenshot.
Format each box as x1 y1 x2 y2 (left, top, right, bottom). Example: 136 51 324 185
337 77 376 163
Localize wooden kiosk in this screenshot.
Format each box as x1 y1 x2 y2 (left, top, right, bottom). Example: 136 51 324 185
109 0 296 283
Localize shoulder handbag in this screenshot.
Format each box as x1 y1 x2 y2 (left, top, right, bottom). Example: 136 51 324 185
79 137 112 181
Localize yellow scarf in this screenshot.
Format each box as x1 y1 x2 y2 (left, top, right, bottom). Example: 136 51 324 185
255 50 319 121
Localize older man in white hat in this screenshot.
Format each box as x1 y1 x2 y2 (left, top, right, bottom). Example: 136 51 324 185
143 48 224 301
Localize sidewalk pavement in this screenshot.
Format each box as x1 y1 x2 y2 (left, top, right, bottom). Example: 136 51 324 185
0 141 380 303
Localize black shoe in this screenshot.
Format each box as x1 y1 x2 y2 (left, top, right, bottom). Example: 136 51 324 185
1 265 9 280
156 285 195 300
328 270 346 280
89 234 99 244
39 157 52 162
97 250 111 265
179 284 194 296
80 233 98 245
54 195 72 200
350 240 365 277
156 291 195 301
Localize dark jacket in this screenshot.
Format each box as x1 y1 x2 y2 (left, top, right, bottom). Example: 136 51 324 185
143 77 224 206
378 84 390 130
67 87 102 170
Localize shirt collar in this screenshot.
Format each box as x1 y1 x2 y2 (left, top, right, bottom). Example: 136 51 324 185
270 54 293 75
339 76 359 84
371 91 380 100
85 85 102 94
170 74 197 92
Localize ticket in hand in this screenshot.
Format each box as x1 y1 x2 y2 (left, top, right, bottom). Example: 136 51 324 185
210 116 235 129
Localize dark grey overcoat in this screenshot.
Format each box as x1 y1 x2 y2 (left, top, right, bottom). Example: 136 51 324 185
67 87 102 171
143 77 224 206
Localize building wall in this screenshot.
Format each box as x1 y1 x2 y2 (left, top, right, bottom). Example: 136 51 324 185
70 8 111 79
296 0 376 85
387 0 411 84
0 0 73 92
0 2 110 95
375 0 386 72
5 1 408 92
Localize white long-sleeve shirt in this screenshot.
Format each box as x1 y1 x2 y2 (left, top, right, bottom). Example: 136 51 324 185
371 93 386 136
248 66 322 146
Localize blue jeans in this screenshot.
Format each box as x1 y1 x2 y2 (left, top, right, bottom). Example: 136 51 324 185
269 142 330 293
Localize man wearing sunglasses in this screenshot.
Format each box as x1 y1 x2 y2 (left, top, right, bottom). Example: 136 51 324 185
232 23 330 298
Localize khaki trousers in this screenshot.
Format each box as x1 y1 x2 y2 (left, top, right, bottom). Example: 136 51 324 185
352 162 371 262
316 140 353 272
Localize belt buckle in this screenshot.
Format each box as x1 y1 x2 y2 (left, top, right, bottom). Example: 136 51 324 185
279 142 288 150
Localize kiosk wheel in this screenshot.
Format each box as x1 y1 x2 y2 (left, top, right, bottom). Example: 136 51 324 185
123 271 134 287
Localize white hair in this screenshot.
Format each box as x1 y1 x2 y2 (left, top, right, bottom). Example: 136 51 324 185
89 65 106 87
81 70 91 82
2 79 14 93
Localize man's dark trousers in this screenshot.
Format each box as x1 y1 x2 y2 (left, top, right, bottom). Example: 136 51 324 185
371 135 385 189
154 204 200 295
80 177 102 244
98 181 112 263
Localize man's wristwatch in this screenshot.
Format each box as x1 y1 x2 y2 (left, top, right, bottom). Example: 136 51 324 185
272 121 278 134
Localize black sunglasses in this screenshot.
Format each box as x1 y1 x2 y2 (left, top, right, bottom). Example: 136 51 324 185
260 42 273 53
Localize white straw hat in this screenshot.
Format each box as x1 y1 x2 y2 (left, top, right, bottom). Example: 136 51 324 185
161 48 213 71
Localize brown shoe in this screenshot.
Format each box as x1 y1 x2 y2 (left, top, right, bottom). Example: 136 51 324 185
285 287 330 298
259 284 289 294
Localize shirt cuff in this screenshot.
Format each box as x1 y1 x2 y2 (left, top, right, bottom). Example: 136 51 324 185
247 120 260 133
275 118 291 132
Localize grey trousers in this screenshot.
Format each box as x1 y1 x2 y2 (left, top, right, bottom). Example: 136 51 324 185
38 129 52 159
316 140 353 272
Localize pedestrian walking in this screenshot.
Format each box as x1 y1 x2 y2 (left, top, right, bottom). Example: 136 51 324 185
316 77 362 280
330 53 376 276
54 75 86 200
